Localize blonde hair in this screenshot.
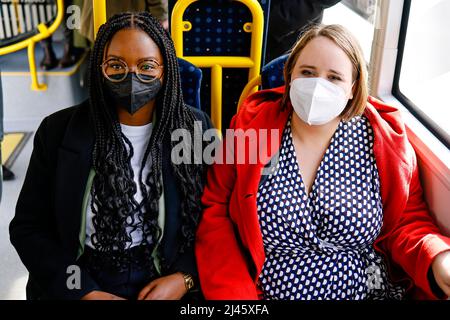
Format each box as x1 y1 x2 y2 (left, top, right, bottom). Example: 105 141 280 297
282 24 368 120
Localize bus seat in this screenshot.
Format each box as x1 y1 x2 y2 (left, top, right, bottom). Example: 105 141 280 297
261 54 288 89
238 53 288 109
178 57 202 110
169 0 271 131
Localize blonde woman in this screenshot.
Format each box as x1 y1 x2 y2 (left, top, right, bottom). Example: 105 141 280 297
196 24 450 300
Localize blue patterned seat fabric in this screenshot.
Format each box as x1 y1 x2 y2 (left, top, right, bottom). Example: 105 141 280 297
177 57 202 109
261 54 288 90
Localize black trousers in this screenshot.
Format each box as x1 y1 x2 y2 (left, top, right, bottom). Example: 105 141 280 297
79 245 157 300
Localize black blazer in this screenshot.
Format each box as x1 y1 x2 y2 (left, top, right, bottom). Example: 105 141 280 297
9 100 213 299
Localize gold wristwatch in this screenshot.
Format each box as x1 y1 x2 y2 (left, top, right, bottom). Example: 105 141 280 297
182 272 195 292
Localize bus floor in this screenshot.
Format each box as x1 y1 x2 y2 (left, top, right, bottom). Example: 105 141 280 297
0 131 33 300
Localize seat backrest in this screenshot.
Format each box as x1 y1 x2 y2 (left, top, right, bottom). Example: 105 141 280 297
168 0 271 63
261 54 288 89
169 0 271 130
178 57 202 109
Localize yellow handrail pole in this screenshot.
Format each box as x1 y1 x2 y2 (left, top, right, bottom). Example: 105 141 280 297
13 0 23 34
211 64 222 130
238 0 263 94
0 0 65 91
237 75 261 110
27 39 47 90
171 0 195 57
93 0 107 38
182 56 254 68
0 0 65 55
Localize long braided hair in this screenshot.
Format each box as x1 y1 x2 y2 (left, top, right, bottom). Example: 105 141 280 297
87 12 204 271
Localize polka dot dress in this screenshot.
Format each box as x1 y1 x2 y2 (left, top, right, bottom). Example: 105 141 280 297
256 115 406 300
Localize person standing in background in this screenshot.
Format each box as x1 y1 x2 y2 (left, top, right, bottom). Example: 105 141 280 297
266 0 342 62
40 0 86 70
80 0 168 44
147 0 169 30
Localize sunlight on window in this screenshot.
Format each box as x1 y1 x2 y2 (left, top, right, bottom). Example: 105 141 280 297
399 0 450 137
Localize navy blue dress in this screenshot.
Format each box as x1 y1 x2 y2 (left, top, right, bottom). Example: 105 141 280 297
256 115 405 300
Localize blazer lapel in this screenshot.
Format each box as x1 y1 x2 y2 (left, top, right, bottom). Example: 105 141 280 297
54 102 94 258
160 140 181 268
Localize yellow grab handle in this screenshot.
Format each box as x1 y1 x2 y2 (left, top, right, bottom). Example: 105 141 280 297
0 0 65 91
237 75 261 111
93 0 107 38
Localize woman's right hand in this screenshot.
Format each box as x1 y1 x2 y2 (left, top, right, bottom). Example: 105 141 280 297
81 290 126 300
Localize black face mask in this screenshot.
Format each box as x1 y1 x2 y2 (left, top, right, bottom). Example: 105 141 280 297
103 73 162 115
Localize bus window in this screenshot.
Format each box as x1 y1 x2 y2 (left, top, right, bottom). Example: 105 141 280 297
393 0 450 148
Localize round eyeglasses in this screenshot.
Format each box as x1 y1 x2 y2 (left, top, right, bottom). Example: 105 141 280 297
101 58 164 83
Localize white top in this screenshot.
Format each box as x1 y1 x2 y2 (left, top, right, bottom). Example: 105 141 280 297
85 122 153 249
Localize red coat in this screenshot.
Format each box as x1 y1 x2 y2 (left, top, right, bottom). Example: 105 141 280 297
196 86 450 300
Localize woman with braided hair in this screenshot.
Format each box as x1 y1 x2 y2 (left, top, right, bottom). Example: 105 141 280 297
10 12 213 300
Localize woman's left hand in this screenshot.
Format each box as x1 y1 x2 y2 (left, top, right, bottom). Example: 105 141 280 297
137 272 187 300
431 250 450 297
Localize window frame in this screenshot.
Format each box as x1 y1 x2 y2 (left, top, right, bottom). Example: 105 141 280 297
392 0 450 149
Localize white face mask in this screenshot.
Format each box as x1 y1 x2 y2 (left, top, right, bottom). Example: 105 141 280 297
289 77 349 126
